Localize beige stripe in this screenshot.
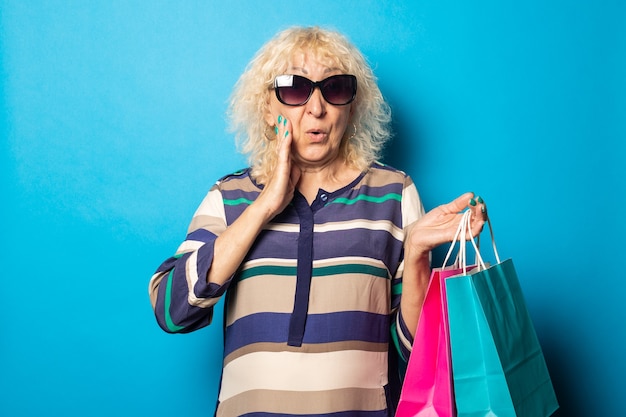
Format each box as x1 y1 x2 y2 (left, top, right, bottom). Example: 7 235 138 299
308 273 390 314
225 275 296 326
396 313 413 353
175 240 203 255
226 270 390 326
313 256 387 269
148 271 166 308
224 340 387 366
264 222 299 233
395 259 404 279
183 250 219 308
402 182 424 231
219 350 388 401
217 387 386 416
240 256 384 270
316 218 404 241
188 188 226 233
264 219 402 237
357 164 407 188
218 176 260 193
187 215 226 236
240 257 297 269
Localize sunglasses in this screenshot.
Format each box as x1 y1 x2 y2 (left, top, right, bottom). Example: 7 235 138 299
273 74 357 106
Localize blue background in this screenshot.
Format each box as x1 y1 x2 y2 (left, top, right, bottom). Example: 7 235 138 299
1 1 624 416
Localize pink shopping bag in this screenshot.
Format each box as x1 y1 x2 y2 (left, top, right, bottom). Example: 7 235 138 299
396 265 477 417
396 210 479 417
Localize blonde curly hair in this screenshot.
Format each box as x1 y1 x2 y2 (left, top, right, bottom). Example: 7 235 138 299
228 26 392 184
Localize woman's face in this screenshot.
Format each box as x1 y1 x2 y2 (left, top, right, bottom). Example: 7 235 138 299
265 52 353 170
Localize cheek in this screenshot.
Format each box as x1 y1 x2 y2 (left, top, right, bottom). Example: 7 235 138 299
267 102 282 125
268 98 303 127
335 110 353 134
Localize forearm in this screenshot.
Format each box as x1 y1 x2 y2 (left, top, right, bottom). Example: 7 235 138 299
208 200 275 285
399 248 431 339
150 206 271 332
150 249 224 333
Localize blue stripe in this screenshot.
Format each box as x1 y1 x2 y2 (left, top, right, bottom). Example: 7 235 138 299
187 228 215 242
224 311 389 357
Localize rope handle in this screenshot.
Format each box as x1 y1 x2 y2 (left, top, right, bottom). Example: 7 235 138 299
441 209 501 275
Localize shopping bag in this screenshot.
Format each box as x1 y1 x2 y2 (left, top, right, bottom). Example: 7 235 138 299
445 212 559 417
395 268 456 417
396 213 478 417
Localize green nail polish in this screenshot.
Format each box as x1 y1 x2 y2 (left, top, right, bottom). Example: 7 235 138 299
469 198 476 206
481 206 486 214
477 196 484 204
283 118 287 126
278 115 283 124
284 130 289 137
274 126 279 134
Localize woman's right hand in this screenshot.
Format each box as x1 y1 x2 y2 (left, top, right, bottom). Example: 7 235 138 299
256 115 301 220
207 116 301 285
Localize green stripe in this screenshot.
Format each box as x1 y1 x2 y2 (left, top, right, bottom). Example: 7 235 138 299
390 321 404 360
390 320 411 364
327 193 401 206
238 263 388 280
223 197 254 206
164 270 185 332
314 264 388 278
239 265 297 280
392 281 403 296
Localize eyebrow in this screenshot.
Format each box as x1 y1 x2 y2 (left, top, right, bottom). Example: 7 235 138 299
288 66 338 75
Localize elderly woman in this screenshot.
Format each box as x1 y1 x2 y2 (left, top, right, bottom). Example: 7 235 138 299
149 26 485 417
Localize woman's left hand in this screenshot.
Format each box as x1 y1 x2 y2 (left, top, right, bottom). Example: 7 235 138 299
405 192 487 261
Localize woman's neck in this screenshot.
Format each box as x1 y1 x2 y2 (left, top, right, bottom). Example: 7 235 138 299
296 159 361 204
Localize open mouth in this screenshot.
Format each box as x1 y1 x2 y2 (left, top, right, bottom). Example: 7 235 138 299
307 129 327 140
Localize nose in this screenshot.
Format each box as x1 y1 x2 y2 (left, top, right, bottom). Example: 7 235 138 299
305 86 326 117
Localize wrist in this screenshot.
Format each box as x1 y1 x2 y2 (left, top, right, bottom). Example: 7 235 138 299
404 244 431 266
246 199 277 227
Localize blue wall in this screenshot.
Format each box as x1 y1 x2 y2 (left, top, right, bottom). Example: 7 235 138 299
1 1 624 416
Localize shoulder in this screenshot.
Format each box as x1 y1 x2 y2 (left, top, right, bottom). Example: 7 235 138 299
216 168 252 184
365 162 414 188
367 162 423 212
212 168 260 192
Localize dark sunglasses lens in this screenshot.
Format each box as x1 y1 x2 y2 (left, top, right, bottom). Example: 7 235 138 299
276 76 312 105
321 75 356 105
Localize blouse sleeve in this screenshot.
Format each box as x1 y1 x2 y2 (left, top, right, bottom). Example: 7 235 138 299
148 183 233 333
390 176 425 362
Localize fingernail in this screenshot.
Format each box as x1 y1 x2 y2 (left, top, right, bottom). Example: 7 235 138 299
469 198 476 206
283 118 287 126
274 126 279 135
284 130 289 137
481 206 486 214
476 196 484 204
278 115 283 124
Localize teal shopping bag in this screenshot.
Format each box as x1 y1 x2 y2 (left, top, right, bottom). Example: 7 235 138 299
444 212 558 416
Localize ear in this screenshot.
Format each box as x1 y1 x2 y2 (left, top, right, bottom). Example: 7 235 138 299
347 103 356 128
263 96 276 127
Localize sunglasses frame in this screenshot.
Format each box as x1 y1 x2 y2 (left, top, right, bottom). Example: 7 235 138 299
273 74 357 106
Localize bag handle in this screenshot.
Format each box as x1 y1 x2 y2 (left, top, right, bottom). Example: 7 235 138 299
441 209 501 275
441 210 475 274
470 212 501 269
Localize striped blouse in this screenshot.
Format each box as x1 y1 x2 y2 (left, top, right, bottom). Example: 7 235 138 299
149 162 424 417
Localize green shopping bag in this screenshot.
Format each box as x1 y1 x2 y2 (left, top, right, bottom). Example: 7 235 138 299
445 212 559 417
